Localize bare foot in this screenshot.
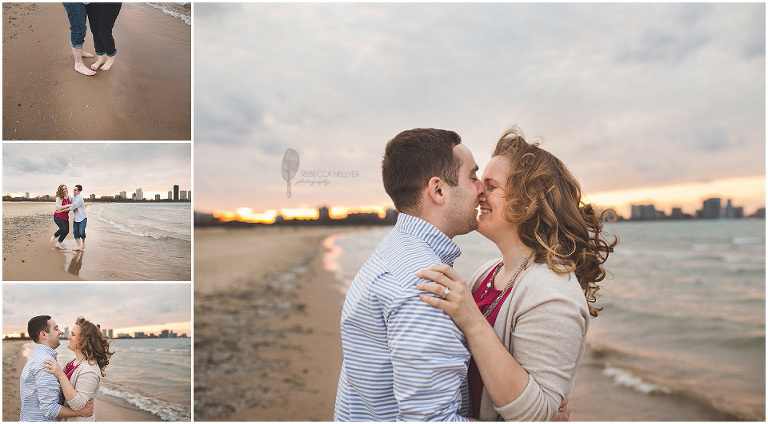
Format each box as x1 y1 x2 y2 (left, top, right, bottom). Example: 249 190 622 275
54 243 67 250
72 247 82 251
50 236 56 246
100 56 115 71
90 56 106 71
82 51 94 58
74 62 96 76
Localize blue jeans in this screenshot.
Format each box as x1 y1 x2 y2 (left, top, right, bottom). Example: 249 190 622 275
53 216 69 243
73 218 87 240
62 3 87 49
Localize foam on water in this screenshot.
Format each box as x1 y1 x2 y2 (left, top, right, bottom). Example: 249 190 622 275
99 385 190 421
146 2 191 25
602 364 671 395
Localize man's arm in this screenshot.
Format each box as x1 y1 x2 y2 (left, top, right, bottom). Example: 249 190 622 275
33 366 63 420
70 195 84 212
387 289 470 421
57 401 94 419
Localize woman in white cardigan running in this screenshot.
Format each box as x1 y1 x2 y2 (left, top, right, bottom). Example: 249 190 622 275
42 317 115 422
416 125 617 421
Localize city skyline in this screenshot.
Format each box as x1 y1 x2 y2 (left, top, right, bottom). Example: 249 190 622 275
5 185 191 201
2 284 191 337
2 143 191 199
195 3 764 219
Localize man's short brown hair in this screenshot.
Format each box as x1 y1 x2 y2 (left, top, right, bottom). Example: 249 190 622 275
381 129 462 213
28 315 51 343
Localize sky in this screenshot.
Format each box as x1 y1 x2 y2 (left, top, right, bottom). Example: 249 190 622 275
194 3 765 218
3 143 191 199
2 283 191 337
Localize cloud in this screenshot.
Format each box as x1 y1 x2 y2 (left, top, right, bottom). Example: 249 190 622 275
193 3 765 212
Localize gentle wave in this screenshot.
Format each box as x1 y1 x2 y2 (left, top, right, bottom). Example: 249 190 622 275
602 364 671 395
99 385 190 421
618 248 763 263
93 212 187 242
146 2 191 25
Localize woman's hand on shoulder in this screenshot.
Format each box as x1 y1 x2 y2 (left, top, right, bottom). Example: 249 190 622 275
416 264 485 332
42 358 65 379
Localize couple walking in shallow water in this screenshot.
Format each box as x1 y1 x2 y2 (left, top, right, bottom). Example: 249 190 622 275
51 184 87 251
62 2 122 76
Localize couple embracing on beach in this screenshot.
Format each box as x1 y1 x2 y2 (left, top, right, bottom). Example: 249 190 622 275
51 184 87 251
19 315 114 421
334 126 617 421
62 2 122 76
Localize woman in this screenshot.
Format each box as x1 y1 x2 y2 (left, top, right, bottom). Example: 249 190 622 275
42 317 115 422
62 3 96 76
86 3 122 71
416 126 617 421
50 184 72 249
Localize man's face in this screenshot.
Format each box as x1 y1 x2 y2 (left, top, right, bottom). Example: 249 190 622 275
42 319 62 349
445 144 484 237
73 187 80 196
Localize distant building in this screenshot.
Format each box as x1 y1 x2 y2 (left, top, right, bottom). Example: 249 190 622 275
25 192 29 198
754 208 766 218
90 194 96 200
136 188 144 201
108 329 113 339
168 191 173 200
631 204 658 220
173 185 179 201
155 194 161 201
701 198 721 219
180 190 187 200
187 191 191 201
120 191 127 199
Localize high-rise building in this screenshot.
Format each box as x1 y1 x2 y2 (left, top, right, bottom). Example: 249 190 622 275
173 185 179 201
25 192 29 198
120 191 127 199
187 191 191 201
155 194 161 201
90 194 96 200
136 188 144 201
180 190 187 200
701 198 721 219
168 191 173 200
108 329 113 339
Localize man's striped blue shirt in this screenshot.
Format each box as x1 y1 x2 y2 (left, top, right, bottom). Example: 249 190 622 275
19 343 62 421
334 213 471 421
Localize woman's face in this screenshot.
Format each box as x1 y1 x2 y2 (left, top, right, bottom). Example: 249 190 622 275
477 156 517 241
62 186 68 196
67 324 81 353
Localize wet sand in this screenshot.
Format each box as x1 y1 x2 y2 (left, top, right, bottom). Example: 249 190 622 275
2 340 161 421
2 3 190 140
194 226 361 421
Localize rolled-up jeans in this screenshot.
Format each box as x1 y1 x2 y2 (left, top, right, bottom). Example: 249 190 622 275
62 3 87 49
53 216 69 243
73 218 87 240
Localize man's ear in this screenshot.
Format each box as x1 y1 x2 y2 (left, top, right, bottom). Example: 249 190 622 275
426 176 446 206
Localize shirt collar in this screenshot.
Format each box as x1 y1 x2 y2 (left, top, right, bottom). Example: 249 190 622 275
395 213 462 266
36 343 59 359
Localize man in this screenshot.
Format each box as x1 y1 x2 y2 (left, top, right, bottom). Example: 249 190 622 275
334 129 484 421
69 184 87 251
19 315 93 421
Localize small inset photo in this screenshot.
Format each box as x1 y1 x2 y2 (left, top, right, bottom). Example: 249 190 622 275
2 143 191 281
2 283 192 421
2 3 191 140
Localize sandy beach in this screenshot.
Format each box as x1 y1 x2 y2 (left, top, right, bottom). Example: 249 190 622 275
194 225 742 421
2 339 161 421
2 203 84 281
2 3 190 140
194 226 361 421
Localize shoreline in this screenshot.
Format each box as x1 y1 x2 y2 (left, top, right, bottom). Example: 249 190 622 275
2 206 83 281
2 2 190 140
2 340 162 421
194 226 366 420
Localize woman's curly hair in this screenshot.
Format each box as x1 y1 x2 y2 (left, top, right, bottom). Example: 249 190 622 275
55 184 67 199
75 317 115 377
493 126 618 317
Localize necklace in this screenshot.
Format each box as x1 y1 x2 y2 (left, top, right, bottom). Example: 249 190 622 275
481 254 533 318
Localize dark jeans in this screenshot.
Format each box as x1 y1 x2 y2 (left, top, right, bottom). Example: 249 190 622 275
53 216 69 243
62 3 87 49
86 3 122 57
73 218 87 240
